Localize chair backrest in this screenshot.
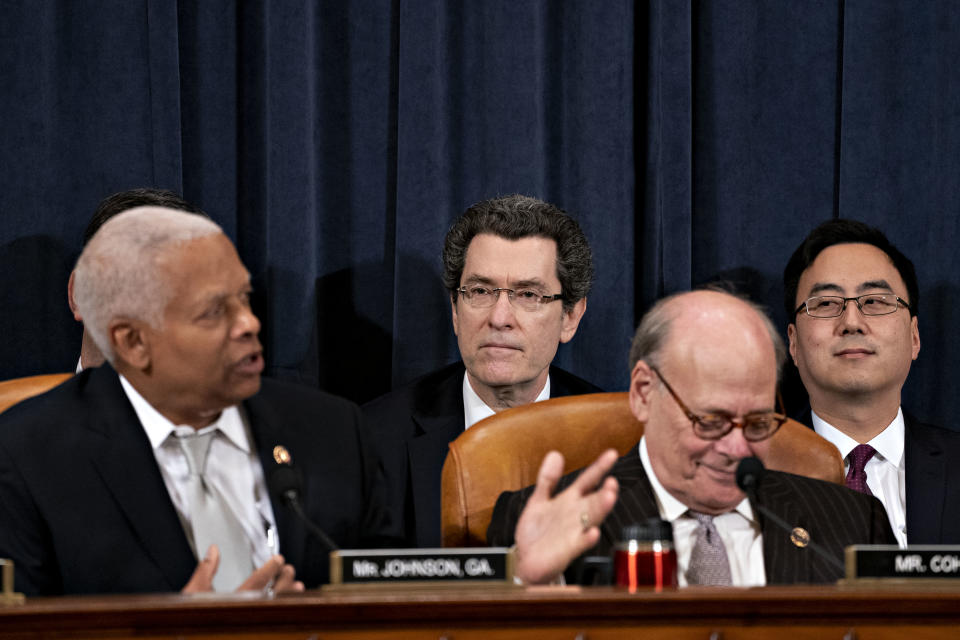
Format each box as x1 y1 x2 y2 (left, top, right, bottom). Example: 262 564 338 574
0 373 72 414
440 391 844 547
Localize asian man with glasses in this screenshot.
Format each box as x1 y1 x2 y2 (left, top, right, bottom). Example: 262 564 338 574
784 218 960 546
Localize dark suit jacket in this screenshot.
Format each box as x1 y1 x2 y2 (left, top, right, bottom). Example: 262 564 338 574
362 361 601 548
487 448 896 584
799 409 960 544
0 365 392 595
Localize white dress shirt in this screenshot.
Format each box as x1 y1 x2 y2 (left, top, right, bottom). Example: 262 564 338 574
811 408 907 547
119 375 279 568
462 373 551 429
639 438 766 586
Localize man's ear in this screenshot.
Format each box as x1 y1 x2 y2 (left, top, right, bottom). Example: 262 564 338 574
450 293 460 337
787 323 799 366
628 359 657 423
559 297 587 343
109 319 151 370
67 270 82 321
910 315 921 361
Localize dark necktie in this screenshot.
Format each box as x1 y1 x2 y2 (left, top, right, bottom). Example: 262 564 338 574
686 511 733 586
845 443 876 496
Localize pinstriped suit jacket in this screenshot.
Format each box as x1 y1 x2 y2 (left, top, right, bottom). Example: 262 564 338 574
487 448 896 584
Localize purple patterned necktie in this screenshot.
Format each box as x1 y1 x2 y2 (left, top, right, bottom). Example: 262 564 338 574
686 511 732 586
845 444 876 496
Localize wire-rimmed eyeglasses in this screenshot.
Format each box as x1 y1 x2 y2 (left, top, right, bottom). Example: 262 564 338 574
649 365 787 442
456 286 563 313
794 294 910 318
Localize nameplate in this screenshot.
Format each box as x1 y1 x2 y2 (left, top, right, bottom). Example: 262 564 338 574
329 548 514 586
846 545 960 580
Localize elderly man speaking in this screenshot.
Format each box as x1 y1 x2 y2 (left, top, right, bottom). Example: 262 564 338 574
0 207 391 595
488 290 895 586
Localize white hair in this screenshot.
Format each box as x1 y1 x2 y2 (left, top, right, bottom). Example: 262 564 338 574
73 206 223 363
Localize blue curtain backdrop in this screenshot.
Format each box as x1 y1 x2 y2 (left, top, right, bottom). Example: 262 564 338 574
1 1 957 428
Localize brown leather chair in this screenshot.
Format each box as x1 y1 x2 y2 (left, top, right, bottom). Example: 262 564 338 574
440 391 843 547
0 373 72 414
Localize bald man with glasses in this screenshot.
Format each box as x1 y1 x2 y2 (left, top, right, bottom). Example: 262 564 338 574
488 289 894 586
784 219 960 546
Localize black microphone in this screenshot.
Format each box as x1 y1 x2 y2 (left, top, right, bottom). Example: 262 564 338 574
270 462 339 552
735 457 844 573
735 456 765 494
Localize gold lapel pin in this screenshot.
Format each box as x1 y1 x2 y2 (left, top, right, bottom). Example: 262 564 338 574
790 526 811 548
273 445 292 465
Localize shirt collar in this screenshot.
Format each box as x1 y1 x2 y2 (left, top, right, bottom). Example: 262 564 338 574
639 436 755 523
811 407 904 466
462 371 551 429
118 374 250 452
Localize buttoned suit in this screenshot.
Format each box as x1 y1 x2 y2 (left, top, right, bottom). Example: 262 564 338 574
487 448 896 584
362 361 601 548
0 365 392 595
800 409 960 544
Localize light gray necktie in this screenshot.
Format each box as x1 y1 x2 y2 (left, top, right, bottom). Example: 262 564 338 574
179 430 253 592
686 511 733 586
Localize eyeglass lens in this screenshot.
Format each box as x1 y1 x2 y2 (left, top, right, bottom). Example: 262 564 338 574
804 294 900 317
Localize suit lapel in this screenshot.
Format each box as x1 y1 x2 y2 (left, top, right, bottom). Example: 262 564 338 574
86 367 196 590
244 389 309 570
904 413 945 543
548 365 601 397
607 453 819 583
600 452 658 551
756 473 813 584
405 363 597 548
408 365 466 547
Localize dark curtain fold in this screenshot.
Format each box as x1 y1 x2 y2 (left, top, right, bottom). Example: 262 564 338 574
1 1 958 426
392 0 636 392
837 0 960 426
